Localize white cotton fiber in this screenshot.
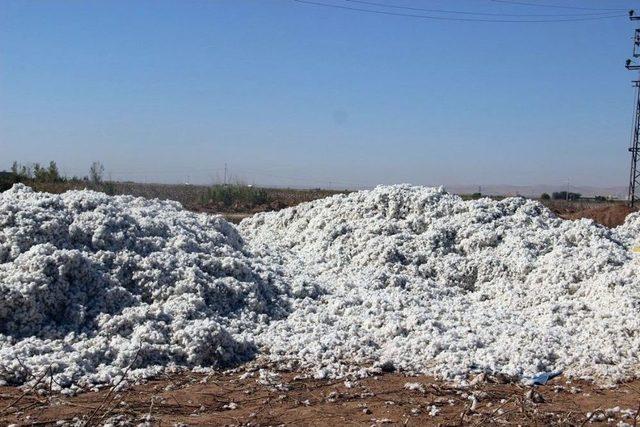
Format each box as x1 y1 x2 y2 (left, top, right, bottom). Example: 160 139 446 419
0 184 289 391
240 185 640 382
2 183 640 390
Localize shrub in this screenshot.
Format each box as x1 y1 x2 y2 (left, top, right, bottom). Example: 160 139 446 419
0 171 18 192
552 191 581 201
205 184 271 208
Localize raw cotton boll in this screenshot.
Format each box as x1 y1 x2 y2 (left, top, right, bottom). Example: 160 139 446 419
290 277 325 299
171 318 256 366
0 244 132 338
241 184 640 383
615 211 640 245
0 185 290 390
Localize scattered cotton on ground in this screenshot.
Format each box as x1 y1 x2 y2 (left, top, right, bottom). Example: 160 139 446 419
240 185 640 382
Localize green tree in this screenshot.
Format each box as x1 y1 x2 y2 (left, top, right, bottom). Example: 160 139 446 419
33 163 46 182
47 161 63 182
19 164 31 179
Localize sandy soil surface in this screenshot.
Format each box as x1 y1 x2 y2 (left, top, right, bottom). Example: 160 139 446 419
1 366 638 426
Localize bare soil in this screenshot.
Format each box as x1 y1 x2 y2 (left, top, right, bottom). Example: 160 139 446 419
557 204 637 228
1 367 638 426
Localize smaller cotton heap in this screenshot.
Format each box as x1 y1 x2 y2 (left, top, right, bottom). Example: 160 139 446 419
0 184 289 391
241 185 640 382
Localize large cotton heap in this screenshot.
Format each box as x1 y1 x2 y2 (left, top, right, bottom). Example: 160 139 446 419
3 184 640 390
0 184 289 391
241 185 640 382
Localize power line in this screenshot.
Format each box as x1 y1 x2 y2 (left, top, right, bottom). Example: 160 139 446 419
293 0 626 22
489 0 626 11
344 0 622 17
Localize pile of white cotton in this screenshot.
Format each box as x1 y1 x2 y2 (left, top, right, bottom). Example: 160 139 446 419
2 184 640 390
240 185 640 382
0 184 290 391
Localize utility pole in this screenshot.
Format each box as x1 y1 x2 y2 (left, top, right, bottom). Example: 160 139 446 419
626 10 640 207
224 163 228 185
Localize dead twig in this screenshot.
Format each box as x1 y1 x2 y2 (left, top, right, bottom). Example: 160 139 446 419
580 408 603 427
84 346 142 426
0 366 49 416
472 396 513 426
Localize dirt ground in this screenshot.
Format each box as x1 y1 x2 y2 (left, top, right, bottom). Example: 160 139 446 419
1 365 639 426
556 204 637 228
545 201 637 227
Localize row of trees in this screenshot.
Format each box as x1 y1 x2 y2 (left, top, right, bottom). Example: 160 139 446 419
9 161 105 184
539 191 582 201
540 192 610 201
11 161 64 183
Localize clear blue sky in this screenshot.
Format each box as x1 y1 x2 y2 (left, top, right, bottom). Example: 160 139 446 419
0 0 637 189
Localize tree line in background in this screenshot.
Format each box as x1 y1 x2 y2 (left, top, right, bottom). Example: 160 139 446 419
0 161 615 204
540 191 583 201
10 160 104 183
540 192 607 202
0 160 273 209
0 161 105 192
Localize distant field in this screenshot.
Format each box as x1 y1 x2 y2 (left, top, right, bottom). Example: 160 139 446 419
2 179 635 227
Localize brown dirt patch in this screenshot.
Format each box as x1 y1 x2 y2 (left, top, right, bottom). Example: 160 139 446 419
1 369 638 426
543 201 637 228
560 205 636 228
